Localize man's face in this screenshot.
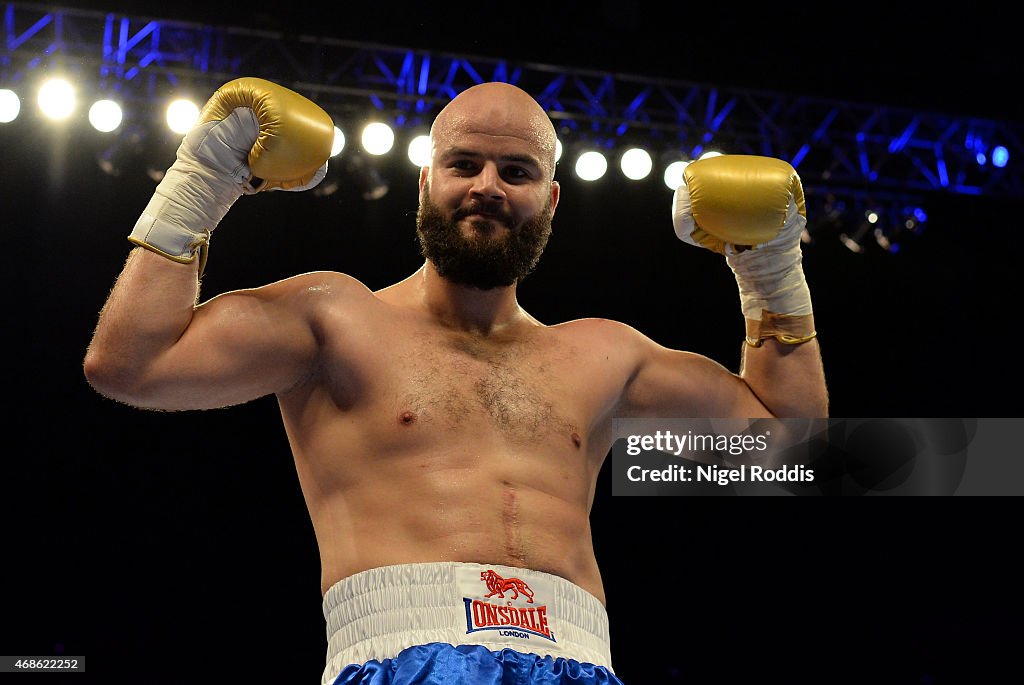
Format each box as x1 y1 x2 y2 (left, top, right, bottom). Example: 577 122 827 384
416 178 553 290
416 88 560 290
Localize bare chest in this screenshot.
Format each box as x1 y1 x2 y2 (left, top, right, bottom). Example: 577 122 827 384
392 334 581 442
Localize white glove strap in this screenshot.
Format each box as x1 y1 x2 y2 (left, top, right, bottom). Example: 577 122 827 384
671 182 699 247
129 109 258 261
725 199 812 320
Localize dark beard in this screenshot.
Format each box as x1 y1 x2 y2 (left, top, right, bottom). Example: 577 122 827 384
415 191 552 290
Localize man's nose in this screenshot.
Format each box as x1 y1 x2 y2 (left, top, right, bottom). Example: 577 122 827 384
469 163 506 202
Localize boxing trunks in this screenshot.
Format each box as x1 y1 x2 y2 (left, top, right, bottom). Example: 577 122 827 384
322 562 623 684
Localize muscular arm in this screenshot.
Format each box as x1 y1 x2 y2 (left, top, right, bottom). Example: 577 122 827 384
83 248 322 410
621 154 829 419
616 323 827 419
84 78 338 410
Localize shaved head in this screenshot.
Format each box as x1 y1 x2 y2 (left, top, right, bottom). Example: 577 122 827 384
430 82 558 179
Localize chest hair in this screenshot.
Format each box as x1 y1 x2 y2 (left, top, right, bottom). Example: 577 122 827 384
400 333 576 441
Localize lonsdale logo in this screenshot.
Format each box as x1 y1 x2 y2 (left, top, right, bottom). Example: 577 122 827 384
463 570 557 642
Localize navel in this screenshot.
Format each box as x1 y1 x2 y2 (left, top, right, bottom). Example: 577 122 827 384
571 431 582 449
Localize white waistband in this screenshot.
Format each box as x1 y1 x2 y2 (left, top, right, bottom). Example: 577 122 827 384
321 562 613 684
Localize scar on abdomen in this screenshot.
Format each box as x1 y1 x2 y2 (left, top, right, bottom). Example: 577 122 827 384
399 411 417 426
502 483 526 563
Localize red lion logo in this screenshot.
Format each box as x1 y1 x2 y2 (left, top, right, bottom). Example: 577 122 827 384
481 569 535 603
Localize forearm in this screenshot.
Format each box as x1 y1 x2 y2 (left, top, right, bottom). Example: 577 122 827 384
84 247 200 395
740 337 828 417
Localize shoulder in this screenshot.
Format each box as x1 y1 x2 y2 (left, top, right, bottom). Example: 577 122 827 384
267 270 373 296
545 317 664 367
550 317 654 347
229 270 375 306
549 316 715 373
199 271 380 326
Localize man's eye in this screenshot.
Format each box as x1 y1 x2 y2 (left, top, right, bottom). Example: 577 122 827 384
452 160 476 171
504 167 528 179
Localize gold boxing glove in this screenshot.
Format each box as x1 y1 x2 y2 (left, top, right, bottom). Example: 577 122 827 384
128 77 335 268
672 155 816 346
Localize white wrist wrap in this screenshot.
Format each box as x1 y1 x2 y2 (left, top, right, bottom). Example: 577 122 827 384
128 109 258 263
725 198 812 320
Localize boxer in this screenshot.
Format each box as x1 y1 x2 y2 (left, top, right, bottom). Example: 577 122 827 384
84 77 827 684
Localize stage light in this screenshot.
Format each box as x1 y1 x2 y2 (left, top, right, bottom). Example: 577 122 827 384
663 160 690 190
873 226 891 251
620 148 653 180
840 222 871 253
407 134 431 166
166 99 199 134
575 151 607 181
993 145 1009 168
361 122 394 155
331 126 345 157
555 138 563 163
38 78 76 120
0 89 20 123
88 99 123 133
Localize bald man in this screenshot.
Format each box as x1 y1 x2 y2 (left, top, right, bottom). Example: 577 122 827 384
85 79 827 684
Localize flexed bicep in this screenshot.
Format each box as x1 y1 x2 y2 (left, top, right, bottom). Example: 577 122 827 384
143 278 323 410
85 260 328 411
618 330 772 419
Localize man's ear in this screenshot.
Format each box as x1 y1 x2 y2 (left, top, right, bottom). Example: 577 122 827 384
418 167 429 193
548 181 560 218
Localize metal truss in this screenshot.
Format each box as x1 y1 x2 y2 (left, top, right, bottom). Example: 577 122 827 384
4 1 1022 219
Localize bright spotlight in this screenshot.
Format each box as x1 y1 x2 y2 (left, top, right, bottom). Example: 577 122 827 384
620 148 653 180
698 150 724 160
555 138 563 163
331 126 345 157
0 89 20 123
407 134 432 166
88 99 123 132
993 145 1009 168
575 151 608 181
663 160 690 190
361 122 394 156
166 99 200 134
38 78 76 120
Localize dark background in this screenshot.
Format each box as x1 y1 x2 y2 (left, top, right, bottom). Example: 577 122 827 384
3 1 1021 683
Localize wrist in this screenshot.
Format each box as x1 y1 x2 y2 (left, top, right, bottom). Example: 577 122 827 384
728 246 812 319
744 311 817 347
128 148 245 264
725 197 812 319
